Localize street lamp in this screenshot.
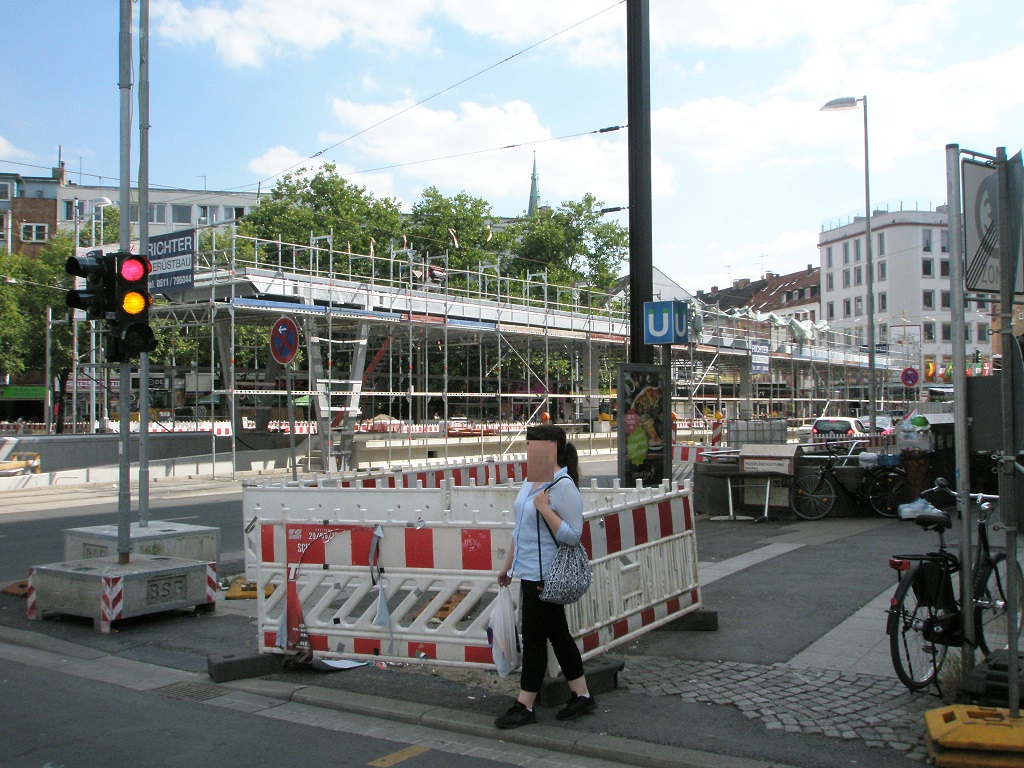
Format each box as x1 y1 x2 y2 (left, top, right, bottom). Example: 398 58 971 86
91 197 113 246
822 95 876 422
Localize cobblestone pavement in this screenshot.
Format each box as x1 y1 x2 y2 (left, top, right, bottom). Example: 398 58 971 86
618 654 936 762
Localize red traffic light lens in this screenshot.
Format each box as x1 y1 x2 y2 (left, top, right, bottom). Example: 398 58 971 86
119 257 149 282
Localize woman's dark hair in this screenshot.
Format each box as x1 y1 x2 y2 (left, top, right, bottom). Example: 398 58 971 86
526 424 580 486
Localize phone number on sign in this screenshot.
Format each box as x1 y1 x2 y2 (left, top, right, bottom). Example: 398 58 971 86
152 274 193 289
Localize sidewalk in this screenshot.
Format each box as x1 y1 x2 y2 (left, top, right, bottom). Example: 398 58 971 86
0 511 938 768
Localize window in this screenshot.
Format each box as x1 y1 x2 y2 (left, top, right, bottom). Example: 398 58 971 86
826 246 833 268
878 260 887 281
842 269 851 288
825 273 834 291
877 231 886 256
854 239 862 262
129 203 140 222
198 205 215 223
21 223 48 242
843 242 850 265
964 324 972 342
879 323 888 341
940 259 950 278
941 290 951 309
171 204 192 224
878 292 887 312
854 266 862 286
923 290 935 309
923 229 933 252
226 206 246 220
978 322 989 341
62 199 84 220
940 229 949 253
843 298 851 318
922 258 934 277
941 323 952 342
975 297 988 311
924 322 936 342
854 296 863 315
147 203 167 224
0 182 10 201
826 301 835 320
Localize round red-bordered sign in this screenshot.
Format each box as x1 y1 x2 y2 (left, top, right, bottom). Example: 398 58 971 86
900 367 919 387
270 316 299 365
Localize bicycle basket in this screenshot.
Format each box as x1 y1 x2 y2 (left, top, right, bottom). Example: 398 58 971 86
911 560 958 610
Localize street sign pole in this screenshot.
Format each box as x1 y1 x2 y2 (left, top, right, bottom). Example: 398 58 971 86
270 316 300 482
286 363 297 482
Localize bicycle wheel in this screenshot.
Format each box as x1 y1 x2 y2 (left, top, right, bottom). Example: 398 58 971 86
974 554 1024 657
790 472 837 520
867 468 913 518
889 566 951 691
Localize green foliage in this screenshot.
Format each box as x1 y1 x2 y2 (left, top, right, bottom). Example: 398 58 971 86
239 163 403 273
404 187 504 272
500 193 627 294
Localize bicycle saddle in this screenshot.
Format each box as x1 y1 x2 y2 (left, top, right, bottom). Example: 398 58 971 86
898 499 951 531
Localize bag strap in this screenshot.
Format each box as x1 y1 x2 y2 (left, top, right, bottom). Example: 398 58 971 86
535 475 571 575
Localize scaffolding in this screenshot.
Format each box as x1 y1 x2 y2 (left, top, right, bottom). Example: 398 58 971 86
143 229 916 473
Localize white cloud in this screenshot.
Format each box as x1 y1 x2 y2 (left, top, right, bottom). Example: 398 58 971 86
0 135 32 161
321 98 655 214
153 0 439 67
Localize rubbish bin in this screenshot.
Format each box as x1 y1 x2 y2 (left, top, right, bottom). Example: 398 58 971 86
898 413 935 497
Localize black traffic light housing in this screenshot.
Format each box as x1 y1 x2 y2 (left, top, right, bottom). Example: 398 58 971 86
112 251 157 359
65 250 116 320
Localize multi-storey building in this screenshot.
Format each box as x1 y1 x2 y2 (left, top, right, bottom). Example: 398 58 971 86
1 159 260 256
818 207 993 387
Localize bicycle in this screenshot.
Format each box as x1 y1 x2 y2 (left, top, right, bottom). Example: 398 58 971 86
789 441 911 520
887 480 1024 692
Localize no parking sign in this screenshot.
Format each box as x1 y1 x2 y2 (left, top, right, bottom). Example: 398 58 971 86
271 317 299 365
900 367 919 388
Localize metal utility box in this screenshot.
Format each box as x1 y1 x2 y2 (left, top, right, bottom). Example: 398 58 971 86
738 443 803 509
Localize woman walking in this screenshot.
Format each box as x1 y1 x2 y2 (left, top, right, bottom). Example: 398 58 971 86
494 424 596 729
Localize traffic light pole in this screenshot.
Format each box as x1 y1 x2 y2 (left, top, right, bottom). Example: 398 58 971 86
116 0 133 564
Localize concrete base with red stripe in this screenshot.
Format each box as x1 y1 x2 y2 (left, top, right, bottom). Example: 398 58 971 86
25 555 215 633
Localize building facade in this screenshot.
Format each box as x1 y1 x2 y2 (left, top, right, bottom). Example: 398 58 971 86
818 207 993 387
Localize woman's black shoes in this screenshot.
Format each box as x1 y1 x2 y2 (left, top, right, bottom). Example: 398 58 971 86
495 701 537 729
557 693 596 721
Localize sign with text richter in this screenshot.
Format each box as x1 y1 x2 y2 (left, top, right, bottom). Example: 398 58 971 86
148 228 197 292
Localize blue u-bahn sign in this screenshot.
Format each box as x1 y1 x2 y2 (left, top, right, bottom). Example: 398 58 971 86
643 300 689 345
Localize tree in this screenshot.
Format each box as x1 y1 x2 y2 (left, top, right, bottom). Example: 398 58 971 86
501 193 627 295
404 187 504 272
240 163 403 272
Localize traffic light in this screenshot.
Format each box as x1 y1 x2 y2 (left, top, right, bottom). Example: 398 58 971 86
65 250 116 320
113 251 156 358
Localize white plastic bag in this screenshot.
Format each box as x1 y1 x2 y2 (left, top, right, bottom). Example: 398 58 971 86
487 586 521 677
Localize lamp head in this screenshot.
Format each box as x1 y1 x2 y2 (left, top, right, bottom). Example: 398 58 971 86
820 96 860 111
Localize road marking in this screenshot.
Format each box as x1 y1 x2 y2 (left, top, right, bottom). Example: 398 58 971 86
368 745 430 767
162 516 199 522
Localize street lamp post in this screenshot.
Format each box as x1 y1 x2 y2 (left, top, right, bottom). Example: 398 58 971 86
822 95 876 422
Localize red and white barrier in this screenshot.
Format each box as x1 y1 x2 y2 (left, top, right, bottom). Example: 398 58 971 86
100 575 124 634
245 475 698 669
25 568 36 620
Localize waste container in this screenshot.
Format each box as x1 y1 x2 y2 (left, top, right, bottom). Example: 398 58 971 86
898 413 935 496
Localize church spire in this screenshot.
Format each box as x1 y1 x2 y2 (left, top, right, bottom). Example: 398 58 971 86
527 153 540 216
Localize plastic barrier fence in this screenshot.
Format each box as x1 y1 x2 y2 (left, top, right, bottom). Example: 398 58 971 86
245 479 698 669
241 457 528 580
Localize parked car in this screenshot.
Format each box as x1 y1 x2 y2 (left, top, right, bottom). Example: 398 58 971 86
811 417 868 439
864 415 896 435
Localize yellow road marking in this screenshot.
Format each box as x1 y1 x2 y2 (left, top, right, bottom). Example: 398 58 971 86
368 745 430 767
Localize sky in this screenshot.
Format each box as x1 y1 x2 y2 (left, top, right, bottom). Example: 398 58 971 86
4 0 1024 294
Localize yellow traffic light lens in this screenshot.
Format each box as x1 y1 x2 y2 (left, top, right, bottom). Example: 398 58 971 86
121 290 148 315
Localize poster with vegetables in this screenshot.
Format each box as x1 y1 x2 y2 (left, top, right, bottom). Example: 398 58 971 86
617 363 672 487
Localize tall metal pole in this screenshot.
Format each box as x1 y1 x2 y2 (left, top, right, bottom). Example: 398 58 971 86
946 144 975 657
626 0 653 365
138 0 151 525
861 95 877 421
117 0 133 564
996 147 1021 719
